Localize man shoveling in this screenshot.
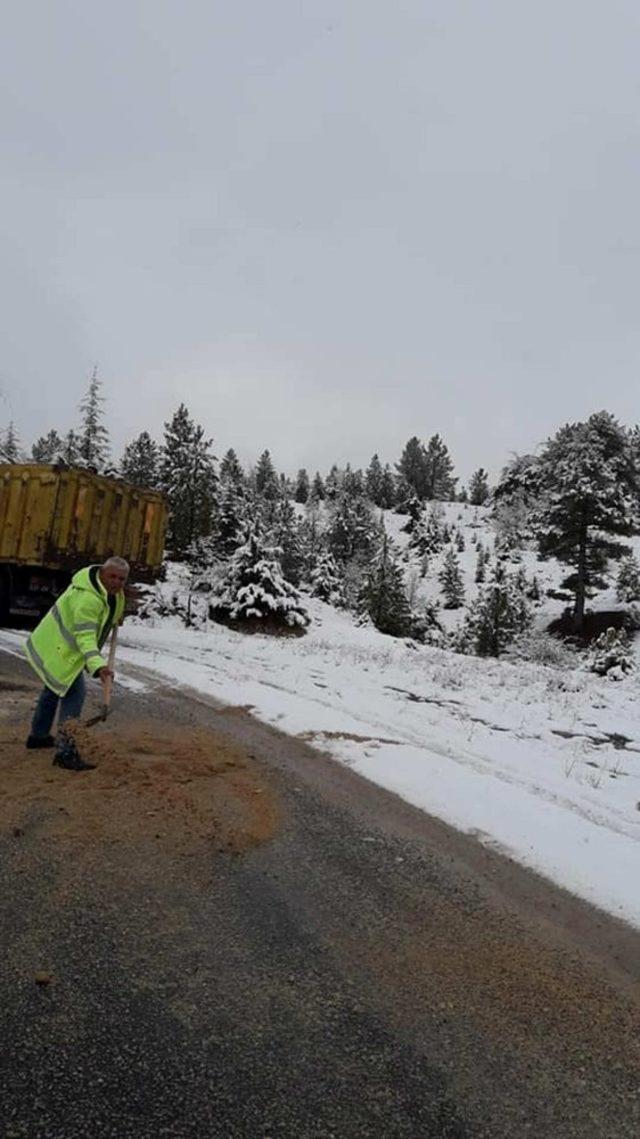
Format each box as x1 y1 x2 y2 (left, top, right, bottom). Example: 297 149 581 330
24 557 129 771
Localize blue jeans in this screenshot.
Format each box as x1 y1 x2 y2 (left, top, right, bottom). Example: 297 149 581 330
30 672 87 740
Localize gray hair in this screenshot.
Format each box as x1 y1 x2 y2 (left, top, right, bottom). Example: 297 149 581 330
102 556 130 575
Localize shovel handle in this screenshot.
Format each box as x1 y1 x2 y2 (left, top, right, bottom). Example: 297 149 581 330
102 627 118 709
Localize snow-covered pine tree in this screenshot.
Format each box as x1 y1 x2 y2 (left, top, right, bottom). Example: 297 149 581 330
269 498 305 585
209 527 309 630
298 497 324 579
365 453 384 504
379 464 397 509
492 453 539 551
458 564 531 656
616 554 640 602
475 546 486 583
456 531 465 552
214 480 247 558
343 464 365 499
532 412 639 632
588 627 634 680
324 464 340 501
326 493 380 565
469 467 490 505
439 548 465 608
120 431 161 488
396 436 428 500
219 448 245 488
424 434 457 500
78 367 110 470
310 550 344 606
410 507 445 557
311 471 325 501
160 404 218 558
359 532 412 637
294 468 310 504
401 496 424 534
254 450 280 500
458 486 469 503
0 422 22 463
32 429 63 463
59 429 81 466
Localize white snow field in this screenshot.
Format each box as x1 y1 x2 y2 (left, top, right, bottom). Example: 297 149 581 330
3 501 639 928
111 598 640 929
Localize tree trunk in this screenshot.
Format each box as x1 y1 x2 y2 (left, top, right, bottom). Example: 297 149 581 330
572 522 588 633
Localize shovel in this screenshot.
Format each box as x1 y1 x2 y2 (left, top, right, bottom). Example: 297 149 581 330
86 626 118 728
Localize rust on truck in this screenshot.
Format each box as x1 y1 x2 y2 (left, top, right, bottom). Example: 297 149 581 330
0 464 167 581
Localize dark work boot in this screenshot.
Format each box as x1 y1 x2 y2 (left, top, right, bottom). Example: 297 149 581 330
26 735 56 750
53 740 96 772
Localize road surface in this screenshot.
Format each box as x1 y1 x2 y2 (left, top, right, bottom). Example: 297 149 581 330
1 647 639 1138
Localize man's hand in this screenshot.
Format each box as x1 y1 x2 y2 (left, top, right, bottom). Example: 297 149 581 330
95 667 114 682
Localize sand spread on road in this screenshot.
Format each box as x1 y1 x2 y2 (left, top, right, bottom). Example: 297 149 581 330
0 682 279 860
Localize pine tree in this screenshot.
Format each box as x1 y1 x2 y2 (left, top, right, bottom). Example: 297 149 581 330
459 565 531 656
365 453 384 504
294 468 310 504
269 498 304 585
458 486 469 503
215 480 247 557
209 527 309 629
0 422 22 463
32 429 63 463
475 546 486 583
410 507 445 557
401 496 424 534
325 464 341 501
311 471 325 501
343 464 365 499
254 450 280 500
310 551 344 605
296 498 320 573
360 533 412 637
379 464 397 509
439 549 465 608
423 434 457 500
160 404 218 558
616 554 640 602
469 468 490 505
78 367 110 470
456 531 465 552
219 448 245 488
326 494 380 564
492 453 539 550
589 627 634 679
532 412 639 632
396 436 428 499
120 431 160 488
59 429 81 466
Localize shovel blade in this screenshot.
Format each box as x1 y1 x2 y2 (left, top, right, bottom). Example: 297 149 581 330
85 706 109 728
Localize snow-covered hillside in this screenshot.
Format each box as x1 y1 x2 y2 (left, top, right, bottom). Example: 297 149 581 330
62 504 640 924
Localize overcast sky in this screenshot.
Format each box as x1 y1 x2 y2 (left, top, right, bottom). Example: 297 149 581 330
1 1 639 483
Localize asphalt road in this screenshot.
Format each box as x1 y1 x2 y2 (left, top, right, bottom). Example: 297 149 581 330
1 648 640 1139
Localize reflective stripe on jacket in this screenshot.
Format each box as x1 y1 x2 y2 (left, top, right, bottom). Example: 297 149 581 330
24 566 125 696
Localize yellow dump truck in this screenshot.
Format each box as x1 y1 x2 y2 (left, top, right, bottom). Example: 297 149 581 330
0 463 167 620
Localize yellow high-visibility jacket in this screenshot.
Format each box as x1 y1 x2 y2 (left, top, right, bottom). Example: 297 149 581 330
25 566 125 696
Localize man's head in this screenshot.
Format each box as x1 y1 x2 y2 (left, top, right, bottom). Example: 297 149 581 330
99 556 130 594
